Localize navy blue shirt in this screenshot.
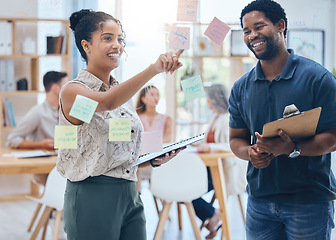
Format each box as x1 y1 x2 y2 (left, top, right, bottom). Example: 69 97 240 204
229 49 336 203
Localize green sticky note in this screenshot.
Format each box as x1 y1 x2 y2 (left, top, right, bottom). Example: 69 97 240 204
54 125 78 149
180 75 206 102
109 118 131 142
69 95 98 123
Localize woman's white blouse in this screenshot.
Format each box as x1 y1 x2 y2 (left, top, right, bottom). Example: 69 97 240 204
57 70 143 182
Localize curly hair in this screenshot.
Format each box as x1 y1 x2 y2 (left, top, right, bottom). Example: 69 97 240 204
69 9 126 63
240 0 288 38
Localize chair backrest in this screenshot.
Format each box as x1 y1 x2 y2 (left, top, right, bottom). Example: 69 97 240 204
38 167 67 210
150 151 208 202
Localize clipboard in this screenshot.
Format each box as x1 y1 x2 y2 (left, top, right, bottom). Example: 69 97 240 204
262 107 321 140
133 133 205 166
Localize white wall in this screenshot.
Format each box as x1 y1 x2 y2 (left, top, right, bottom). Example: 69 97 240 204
0 0 38 18
279 0 335 71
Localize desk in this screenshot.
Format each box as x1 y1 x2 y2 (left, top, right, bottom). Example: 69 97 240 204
0 148 56 201
197 151 236 240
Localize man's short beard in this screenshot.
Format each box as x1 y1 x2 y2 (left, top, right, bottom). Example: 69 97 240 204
249 36 280 61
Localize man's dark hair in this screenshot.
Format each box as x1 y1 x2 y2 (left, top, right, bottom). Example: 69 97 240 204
43 71 67 92
240 0 288 38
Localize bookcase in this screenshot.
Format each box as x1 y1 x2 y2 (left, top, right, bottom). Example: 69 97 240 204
0 18 71 147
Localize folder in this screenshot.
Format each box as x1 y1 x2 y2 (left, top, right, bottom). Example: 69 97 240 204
262 107 321 140
133 132 205 166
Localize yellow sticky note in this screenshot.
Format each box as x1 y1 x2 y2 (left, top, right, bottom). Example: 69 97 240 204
109 118 131 142
54 125 78 149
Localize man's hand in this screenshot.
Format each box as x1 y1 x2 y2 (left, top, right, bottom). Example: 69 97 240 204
38 139 54 150
255 130 294 156
248 144 274 168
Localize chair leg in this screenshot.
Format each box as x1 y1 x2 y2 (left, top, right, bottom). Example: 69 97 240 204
29 206 53 240
27 203 43 232
237 194 246 223
185 202 202 240
153 195 161 217
41 217 49 240
154 202 172 240
177 203 183 230
52 210 63 240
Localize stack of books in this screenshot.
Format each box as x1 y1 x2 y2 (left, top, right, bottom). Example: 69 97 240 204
46 35 66 54
2 97 16 127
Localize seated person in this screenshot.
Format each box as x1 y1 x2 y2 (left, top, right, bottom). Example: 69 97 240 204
6 71 68 185
193 84 247 239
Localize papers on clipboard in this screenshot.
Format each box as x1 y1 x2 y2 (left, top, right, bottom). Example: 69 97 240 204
262 106 321 140
133 133 205 166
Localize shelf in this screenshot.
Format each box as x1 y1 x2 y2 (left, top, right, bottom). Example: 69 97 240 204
2 126 15 131
0 91 43 95
0 17 71 147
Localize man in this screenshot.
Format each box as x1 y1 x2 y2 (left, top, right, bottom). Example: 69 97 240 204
228 0 336 239
6 71 68 185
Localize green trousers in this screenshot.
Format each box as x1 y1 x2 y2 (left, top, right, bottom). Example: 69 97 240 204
63 175 146 240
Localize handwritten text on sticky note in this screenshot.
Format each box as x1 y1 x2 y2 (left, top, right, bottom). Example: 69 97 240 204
181 75 206 102
168 27 190 49
69 95 98 123
204 17 231 45
54 125 78 149
177 0 198 22
109 118 131 141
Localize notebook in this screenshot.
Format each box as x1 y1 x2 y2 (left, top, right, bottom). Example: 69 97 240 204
133 132 205 166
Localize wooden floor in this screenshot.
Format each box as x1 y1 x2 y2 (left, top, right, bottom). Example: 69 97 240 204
0 180 246 240
0 180 335 240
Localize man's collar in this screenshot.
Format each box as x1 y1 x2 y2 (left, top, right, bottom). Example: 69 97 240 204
254 49 297 81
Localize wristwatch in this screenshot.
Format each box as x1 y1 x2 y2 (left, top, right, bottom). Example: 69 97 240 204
289 141 301 158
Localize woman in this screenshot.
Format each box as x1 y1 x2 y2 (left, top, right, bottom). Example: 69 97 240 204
135 85 173 194
136 85 173 143
193 84 247 239
57 9 183 240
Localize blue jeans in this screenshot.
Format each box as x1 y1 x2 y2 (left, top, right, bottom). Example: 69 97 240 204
246 196 335 240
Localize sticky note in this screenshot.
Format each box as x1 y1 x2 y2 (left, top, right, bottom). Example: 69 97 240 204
177 0 198 22
109 118 131 141
54 125 78 149
168 27 190 49
69 95 98 123
141 131 163 155
180 75 206 102
204 17 231 45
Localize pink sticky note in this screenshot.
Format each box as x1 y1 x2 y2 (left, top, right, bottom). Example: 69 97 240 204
204 17 231 45
168 27 190 49
141 131 163 155
177 0 198 22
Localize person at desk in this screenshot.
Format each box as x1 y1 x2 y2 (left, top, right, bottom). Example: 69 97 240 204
229 0 336 239
6 71 68 185
57 9 183 240
192 84 247 239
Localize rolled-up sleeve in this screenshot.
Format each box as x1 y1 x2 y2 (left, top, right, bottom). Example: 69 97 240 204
6 107 40 148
